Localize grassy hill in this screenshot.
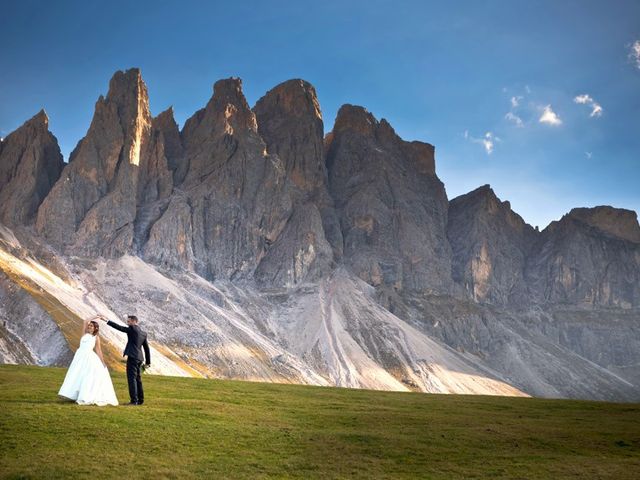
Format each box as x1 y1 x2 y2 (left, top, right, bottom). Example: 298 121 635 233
1 365 639 479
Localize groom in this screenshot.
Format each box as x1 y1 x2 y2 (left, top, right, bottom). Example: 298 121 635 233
100 314 151 406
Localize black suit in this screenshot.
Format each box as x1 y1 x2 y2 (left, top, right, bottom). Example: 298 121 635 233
106 321 150 404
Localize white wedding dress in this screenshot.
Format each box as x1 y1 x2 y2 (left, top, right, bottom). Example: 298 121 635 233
58 334 119 406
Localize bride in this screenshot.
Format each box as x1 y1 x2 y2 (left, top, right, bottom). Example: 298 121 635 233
58 315 119 406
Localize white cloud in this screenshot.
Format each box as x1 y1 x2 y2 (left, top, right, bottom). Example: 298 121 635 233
590 103 603 117
630 40 640 69
573 94 592 104
482 132 495 154
505 91 526 127
539 105 562 126
505 111 523 127
465 130 497 154
574 94 603 118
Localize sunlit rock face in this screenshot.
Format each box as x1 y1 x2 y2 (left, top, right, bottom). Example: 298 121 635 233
447 185 538 305
325 104 452 296
35 68 174 257
0 270 71 366
526 206 640 307
0 110 64 226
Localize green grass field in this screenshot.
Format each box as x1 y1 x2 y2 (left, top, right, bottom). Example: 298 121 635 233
1 365 639 479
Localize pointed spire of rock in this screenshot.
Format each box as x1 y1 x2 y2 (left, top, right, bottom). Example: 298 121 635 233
152 107 184 178
36 68 171 257
0 110 64 226
181 77 257 151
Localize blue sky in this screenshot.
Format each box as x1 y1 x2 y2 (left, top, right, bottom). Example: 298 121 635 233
1 0 638 229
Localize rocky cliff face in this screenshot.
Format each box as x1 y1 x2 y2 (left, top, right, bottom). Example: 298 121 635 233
326 105 452 297
447 185 538 305
0 111 64 226
144 77 315 286
526 207 640 307
253 79 339 283
1 68 639 401
35 68 174 257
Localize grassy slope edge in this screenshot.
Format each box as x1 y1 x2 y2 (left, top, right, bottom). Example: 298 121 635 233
1 364 639 479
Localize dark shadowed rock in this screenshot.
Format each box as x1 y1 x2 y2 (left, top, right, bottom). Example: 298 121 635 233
447 185 538 304
254 79 326 193
153 107 186 184
568 206 640 243
525 206 640 307
0 110 64 226
254 202 333 286
144 78 297 283
326 104 452 295
253 79 341 276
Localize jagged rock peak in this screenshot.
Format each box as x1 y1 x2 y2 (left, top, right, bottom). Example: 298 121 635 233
330 104 435 175
210 77 257 133
153 106 176 126
152 106 184 179
253 78 327 192
254 79 322 120
333 104 378 136
566 206 640 243
25 109 49 128
100 68 150 119
451 184 533 230
106 68 146 101
451 184 501 206
152 106 181 146
0 109 64 226
181 77 257 148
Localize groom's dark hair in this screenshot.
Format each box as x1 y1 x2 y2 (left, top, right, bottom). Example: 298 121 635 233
127 315 139 323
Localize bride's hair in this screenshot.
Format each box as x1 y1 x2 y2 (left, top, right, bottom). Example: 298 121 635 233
88 320 100 336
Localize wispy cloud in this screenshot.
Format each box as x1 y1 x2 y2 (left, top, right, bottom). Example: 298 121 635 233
505 111 523 127
574 94 603 118
630 40 640 69
504 90 526 128
539 105 562 126
465 130 498 154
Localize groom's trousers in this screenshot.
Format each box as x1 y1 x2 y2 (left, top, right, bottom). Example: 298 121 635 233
126 357 144 404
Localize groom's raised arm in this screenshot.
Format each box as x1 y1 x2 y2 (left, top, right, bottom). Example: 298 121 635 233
105 320 129 333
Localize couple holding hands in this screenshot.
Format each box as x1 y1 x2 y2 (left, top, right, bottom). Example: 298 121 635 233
58 314 150 406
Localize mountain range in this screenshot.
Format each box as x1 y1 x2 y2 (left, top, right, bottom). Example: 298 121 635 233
1 68 639 401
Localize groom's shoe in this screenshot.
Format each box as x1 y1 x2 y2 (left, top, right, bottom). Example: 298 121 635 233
124 401 140 406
